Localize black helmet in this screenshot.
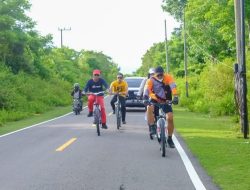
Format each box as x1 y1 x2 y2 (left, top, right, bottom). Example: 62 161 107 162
74 83 80 90
155 66 164 74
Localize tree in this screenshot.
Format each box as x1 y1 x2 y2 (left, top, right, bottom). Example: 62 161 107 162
162 0 187 22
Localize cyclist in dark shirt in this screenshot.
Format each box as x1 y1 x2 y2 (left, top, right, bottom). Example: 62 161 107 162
83 69 109 129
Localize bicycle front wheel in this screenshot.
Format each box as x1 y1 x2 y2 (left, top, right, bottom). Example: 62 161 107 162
116 106 121 129
158 119 166 157
94 108 101 136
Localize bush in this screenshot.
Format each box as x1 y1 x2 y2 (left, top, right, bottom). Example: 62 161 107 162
177 58 236 116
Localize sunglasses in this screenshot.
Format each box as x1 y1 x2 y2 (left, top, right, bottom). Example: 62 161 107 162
117 77 123 79
156 74 163 77
94 74 100 76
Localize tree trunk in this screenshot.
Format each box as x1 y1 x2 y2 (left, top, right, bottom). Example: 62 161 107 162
248 19 250 49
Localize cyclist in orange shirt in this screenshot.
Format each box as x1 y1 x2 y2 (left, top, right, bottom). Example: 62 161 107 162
144 66 178 148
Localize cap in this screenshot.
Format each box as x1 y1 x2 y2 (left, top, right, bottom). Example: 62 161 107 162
93 69 101 75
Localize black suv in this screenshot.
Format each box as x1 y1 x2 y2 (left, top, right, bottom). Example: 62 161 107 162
124 77 146 108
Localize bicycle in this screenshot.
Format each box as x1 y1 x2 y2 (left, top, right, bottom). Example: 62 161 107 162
86 91 104 136
150 101 172 157
115 94 122 129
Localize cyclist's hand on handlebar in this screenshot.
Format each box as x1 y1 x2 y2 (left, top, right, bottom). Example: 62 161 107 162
143 99 150 106
172 96 179 105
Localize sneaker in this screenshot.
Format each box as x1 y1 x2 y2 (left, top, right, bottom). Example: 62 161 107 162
122 121 126 124
101 123 108 129
167 137 175 148
87 112 93 117
113 110 115 114
150 124 156 135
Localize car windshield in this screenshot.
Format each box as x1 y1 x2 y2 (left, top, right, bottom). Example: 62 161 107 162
125 78 143 88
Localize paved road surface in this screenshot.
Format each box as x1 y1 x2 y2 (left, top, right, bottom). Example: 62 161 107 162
0 97 219 190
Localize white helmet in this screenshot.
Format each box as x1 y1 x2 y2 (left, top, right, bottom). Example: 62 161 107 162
148 68 155 74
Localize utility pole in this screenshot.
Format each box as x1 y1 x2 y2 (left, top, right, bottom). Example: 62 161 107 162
164 19 169 73
183 6 189 98
234 0 248 138
58 27 71 48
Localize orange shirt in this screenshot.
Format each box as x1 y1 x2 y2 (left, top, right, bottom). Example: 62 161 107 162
146 74 177 101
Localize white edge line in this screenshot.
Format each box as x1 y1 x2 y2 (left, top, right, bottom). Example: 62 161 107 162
173 135 207 190
0 95 110 138
0 111 73 138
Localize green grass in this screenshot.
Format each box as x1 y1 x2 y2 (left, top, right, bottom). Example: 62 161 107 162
175 107 250 190
0 106 71 136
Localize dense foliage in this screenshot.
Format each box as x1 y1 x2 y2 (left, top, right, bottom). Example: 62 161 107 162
0 0 119 126
137 0 250 117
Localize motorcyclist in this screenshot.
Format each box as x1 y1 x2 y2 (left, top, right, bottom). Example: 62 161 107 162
71 83 83 110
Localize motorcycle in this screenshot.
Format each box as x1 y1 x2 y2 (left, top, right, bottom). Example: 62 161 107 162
73 98 82 115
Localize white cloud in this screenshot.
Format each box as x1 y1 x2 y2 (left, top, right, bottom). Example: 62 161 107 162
28 0 180 74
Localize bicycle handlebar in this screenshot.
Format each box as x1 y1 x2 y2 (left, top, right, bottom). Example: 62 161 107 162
147 100 172 107
84 91 105 96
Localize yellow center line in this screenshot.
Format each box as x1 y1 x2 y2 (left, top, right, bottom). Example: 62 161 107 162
56 138 77 152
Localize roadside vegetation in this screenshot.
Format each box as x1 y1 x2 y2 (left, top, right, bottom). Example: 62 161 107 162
0 1 119 127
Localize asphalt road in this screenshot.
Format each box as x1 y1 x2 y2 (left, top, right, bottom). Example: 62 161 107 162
0 97 219 190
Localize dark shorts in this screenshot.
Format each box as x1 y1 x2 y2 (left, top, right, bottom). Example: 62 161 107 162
154 104 172 117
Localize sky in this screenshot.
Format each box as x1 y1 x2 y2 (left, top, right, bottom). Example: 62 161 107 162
28 0 179 74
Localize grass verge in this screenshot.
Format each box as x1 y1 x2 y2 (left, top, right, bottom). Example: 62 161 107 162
0 106 71 136
175 107 250 190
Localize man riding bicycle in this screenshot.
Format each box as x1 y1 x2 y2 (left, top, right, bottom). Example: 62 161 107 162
110 73 128 124
144 66 179 148
83 69 109 129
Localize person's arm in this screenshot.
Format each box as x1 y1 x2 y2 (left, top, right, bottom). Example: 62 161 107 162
164 74 178 96
147 79 158 101
109 81 115 94
102 79 109 90
124 82 128 96
83 80 90 93
138 78 146 97
102 78 109 90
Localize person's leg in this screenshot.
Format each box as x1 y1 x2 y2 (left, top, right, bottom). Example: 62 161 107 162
167 112 174 135
110 95 117 114
120 96 126 122
87 95 95 116
96 96 107 127
165 105 175 148
147 105 156 134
